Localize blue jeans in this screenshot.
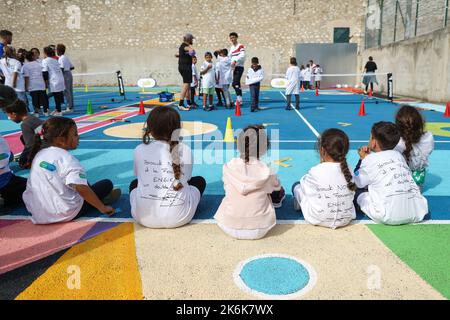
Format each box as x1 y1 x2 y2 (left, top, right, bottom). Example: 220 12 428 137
250 83 260 111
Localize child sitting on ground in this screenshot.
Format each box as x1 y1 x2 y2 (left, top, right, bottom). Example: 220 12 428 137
293 129 356 229
394 105 434 189
129 107 206 229
23 117 121 224
215 125 285 240
4 99 43 168
354 122 429 225
0 134 27 208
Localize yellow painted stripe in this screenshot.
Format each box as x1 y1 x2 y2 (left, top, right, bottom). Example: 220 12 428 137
16 223 143 300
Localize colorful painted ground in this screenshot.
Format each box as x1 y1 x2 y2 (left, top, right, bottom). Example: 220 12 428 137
1 87 449 300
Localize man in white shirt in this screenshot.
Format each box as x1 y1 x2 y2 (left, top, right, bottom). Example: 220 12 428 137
57 44 75 112
229 32 246 106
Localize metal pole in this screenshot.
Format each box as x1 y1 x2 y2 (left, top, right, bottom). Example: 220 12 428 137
414 0 420 36
445 0 449 27
394 1 399 42
378 0 384 46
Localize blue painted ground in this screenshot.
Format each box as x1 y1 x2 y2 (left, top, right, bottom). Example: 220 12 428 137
1 87 450 221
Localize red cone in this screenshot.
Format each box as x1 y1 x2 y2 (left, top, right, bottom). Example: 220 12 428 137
235 100 242 117
369 88 373 97
315 87 319 96
139 100 145 115
301 85 305 93
445 102 450 118
359 100 366 116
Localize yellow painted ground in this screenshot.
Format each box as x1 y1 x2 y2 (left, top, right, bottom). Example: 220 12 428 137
103 121 218 139
16 223 143 300
134 224 444 300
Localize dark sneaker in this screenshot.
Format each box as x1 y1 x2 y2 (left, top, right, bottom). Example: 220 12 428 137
102 188 122 205
271 187 286 209
293 196 301 211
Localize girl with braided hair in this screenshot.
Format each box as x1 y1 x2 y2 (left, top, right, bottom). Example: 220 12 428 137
215 125 284 240
293 129 356 229
394 105 434 189
129 107 206 229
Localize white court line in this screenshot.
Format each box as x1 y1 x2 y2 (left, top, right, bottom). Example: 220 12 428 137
279 92 320 138
1 216 449 225
79 139 450 144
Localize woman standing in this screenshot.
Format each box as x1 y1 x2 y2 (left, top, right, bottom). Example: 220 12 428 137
177 33 196 111
363 56 378 95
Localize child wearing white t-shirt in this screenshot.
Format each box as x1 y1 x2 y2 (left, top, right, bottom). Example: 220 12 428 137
23 117 121 225
293 129 356 229
303 64 312 90
285 57 301 111
23 51 49 116
394 105 434 189
190 56 199 108
200 52 216 111
0 47 26 104
354 122 429 225
217 49 233 109
129 107 206 229
42 46 65 116
57 44 75 112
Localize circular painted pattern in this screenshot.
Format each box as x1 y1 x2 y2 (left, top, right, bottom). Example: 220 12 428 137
103 121 218 139
426 122 450 138
233 254 317 300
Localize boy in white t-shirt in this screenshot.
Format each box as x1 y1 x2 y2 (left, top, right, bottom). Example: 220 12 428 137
23 50 49 116
285 57 301 110
190 56 199 108
245 57 264 112
42 46 65 116
57 44 75 113
200 52 216 112
354 122 429 225
217 49 233 109
0 47 27 105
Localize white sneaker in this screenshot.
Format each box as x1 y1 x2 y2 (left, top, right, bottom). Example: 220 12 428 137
63 108 74 114
31 112 40 118
178 105 190 111
44 111 50 117
51 111 63 116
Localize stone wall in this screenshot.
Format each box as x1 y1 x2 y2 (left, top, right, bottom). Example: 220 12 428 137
1 0 365 86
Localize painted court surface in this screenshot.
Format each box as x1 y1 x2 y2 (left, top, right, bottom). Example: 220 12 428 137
1 87 449 300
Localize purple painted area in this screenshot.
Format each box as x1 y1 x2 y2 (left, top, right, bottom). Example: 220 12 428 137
0 220 22 229
78 222 122 243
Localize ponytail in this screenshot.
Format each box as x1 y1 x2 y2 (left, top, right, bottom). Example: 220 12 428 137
170 141 183 191
27 132 43 166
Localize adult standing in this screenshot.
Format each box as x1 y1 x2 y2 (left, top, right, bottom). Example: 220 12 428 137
363 56 378 94
0 30 13 85
177 33 196 111
229 32 246 106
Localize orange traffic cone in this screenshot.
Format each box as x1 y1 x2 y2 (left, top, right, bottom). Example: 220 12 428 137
369 88 373 97
359 100 366 116
139 100 145 115
235 100 242 117
445 102 450 118
301 85 305 93
315 87 319 96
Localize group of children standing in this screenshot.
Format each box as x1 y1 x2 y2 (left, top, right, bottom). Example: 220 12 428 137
0 34 75 118
0 102 434 239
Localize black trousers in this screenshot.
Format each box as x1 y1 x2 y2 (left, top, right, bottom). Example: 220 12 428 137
215 88 225 104
232 66 244 97
249 83 260 111
49 91 64 112
75 179 114 218
0 175 27 207
286 94 299 109
30 90 49 113
190 87 197 104
129 176 206 196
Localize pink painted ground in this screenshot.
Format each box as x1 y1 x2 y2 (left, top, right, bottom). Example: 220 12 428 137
0 220 96 274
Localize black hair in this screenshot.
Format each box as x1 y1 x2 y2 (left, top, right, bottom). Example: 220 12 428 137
229 32 239 38
395 105 425 164
237 125 270 163
213 50 220 59
25 50 35 62
290 57 298 66
30 48 40 54
0 30 13 38
29 117 77 166
371 121 401 151
4 99 28 115
221 48 228 56
251 57 259 64
205 51 212 58
369 56 373 61
56 44 66 55
143 107 184 191
319 129 356 192
44 46 56 57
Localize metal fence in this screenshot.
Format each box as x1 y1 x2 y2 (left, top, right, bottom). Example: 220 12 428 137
365 0 449 48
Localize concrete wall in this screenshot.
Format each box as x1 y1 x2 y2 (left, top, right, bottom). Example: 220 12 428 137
1 0 365 86
362 26 450 103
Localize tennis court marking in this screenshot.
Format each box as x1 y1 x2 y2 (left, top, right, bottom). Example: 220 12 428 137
279 92 320 137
